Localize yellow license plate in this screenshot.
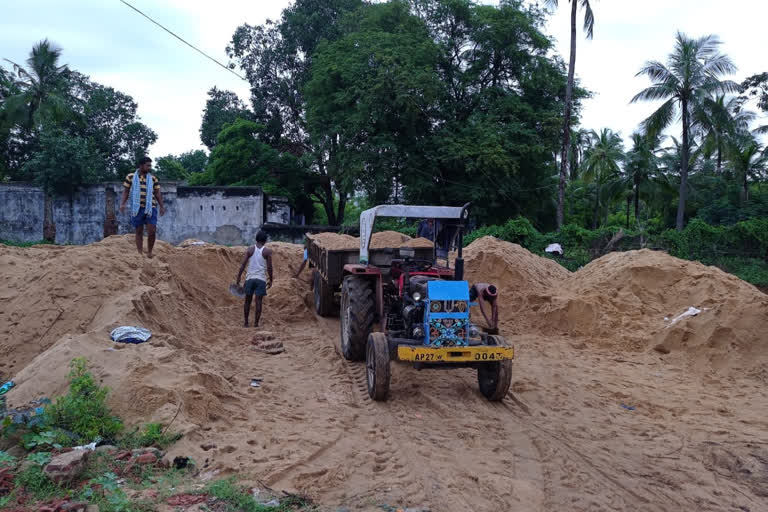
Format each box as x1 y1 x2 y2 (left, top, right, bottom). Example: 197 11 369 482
397 345 514 363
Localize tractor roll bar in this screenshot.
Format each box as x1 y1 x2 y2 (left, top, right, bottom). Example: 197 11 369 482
358 203 471 265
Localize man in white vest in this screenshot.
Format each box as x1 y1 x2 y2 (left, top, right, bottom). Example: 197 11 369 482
236 231 274 327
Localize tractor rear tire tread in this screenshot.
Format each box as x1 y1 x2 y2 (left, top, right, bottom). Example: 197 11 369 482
340 275 375 361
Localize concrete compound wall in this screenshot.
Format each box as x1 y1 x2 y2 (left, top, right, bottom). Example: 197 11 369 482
0 184 45 242
0 182 286 246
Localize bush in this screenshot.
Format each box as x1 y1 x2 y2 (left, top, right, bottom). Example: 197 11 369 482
465 216 768 285
465 217 543 249
43 358 123 444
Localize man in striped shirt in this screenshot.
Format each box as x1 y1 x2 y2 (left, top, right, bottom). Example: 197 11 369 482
119 156 166 258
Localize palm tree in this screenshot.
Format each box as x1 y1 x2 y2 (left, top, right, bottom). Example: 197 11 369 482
3 39 70 240
727 133 767 202
694 95 756 173
624 132 659 220
545 0 595 229
631 32 738 230
568 127 591 181
3 39 70 129
581 128 623 228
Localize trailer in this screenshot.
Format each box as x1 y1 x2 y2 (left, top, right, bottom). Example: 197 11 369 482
307 233 434 317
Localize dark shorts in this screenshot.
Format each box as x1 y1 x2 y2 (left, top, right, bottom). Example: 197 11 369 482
245 278 267 297
131 207 158 228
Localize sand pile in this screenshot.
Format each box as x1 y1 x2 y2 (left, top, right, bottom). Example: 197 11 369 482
307 230 433 251
459 238 768 369
538 249 768 362
2 235 313 417
462 237 570 331
307 232 359 250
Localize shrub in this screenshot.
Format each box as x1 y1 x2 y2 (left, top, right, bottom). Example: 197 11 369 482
43 358 123 444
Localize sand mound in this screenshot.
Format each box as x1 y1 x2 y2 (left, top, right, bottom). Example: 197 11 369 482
307 232 358 250
306 230 431 251
370 230 410 248
462 237 570 331
539 250 768 361
402 237 434 248
1 235 312 401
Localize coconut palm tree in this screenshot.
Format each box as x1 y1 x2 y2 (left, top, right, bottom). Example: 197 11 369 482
3 39 70 129
615 131 675 223
581 128 623 228
694 94 756 173
726 133 767 202
631 32 738 230
568 127 591 181
545 0 594 229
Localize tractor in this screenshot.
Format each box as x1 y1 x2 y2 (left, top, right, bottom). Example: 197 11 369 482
335 204 514 401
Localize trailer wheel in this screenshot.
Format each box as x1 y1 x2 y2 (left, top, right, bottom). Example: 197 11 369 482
313 270 337 317
366 333 390 401
477 335 513 401
340 275 375 361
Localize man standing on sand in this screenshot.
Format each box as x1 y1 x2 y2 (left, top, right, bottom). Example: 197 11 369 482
119 157 165 258
236 231 274 327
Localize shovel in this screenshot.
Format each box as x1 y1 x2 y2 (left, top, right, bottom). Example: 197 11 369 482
229 283 245 298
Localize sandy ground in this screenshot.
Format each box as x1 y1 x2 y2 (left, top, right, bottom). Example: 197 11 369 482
2 234 767 511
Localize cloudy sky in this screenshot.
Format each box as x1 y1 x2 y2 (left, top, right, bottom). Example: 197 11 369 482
2 0 765 158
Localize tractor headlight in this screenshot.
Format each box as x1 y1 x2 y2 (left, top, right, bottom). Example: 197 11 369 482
413 326 425 339
412 291 422 302
469 324 481 338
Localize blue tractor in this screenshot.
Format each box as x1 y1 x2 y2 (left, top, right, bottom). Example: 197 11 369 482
338 204 514 401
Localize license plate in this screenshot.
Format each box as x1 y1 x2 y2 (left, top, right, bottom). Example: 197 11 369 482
397 346 514 363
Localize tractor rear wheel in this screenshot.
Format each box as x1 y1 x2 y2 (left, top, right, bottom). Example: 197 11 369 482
477 335 513 401
340 275 375 361
313 270 337 317
366 333 390 401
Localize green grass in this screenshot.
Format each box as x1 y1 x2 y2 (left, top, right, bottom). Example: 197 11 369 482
0 239 53 247
206 477 308 512
14 465 64 502
118 422 182 450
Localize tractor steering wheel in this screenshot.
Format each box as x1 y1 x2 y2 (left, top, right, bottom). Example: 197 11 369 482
407 259 434 272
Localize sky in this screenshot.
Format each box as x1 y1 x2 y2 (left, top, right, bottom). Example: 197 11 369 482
1 0 766 158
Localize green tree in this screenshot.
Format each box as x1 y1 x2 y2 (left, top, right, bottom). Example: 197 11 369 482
154 155 188 181
227 0 364 224
191 119 304 202
21 129 103 195
622 131 667 221
580 128 623 228
177 149 208 175
65 72 157 178
631 32 738 230
199 87 252 151
404 0 571 227
305 1 441 206
726 133 767 202
544 0 595 229
694 94 755 173
2 39 71 129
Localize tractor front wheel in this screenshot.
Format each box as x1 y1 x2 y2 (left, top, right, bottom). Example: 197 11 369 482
477 335 513 401
340 275 375 361
366 333 390 401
